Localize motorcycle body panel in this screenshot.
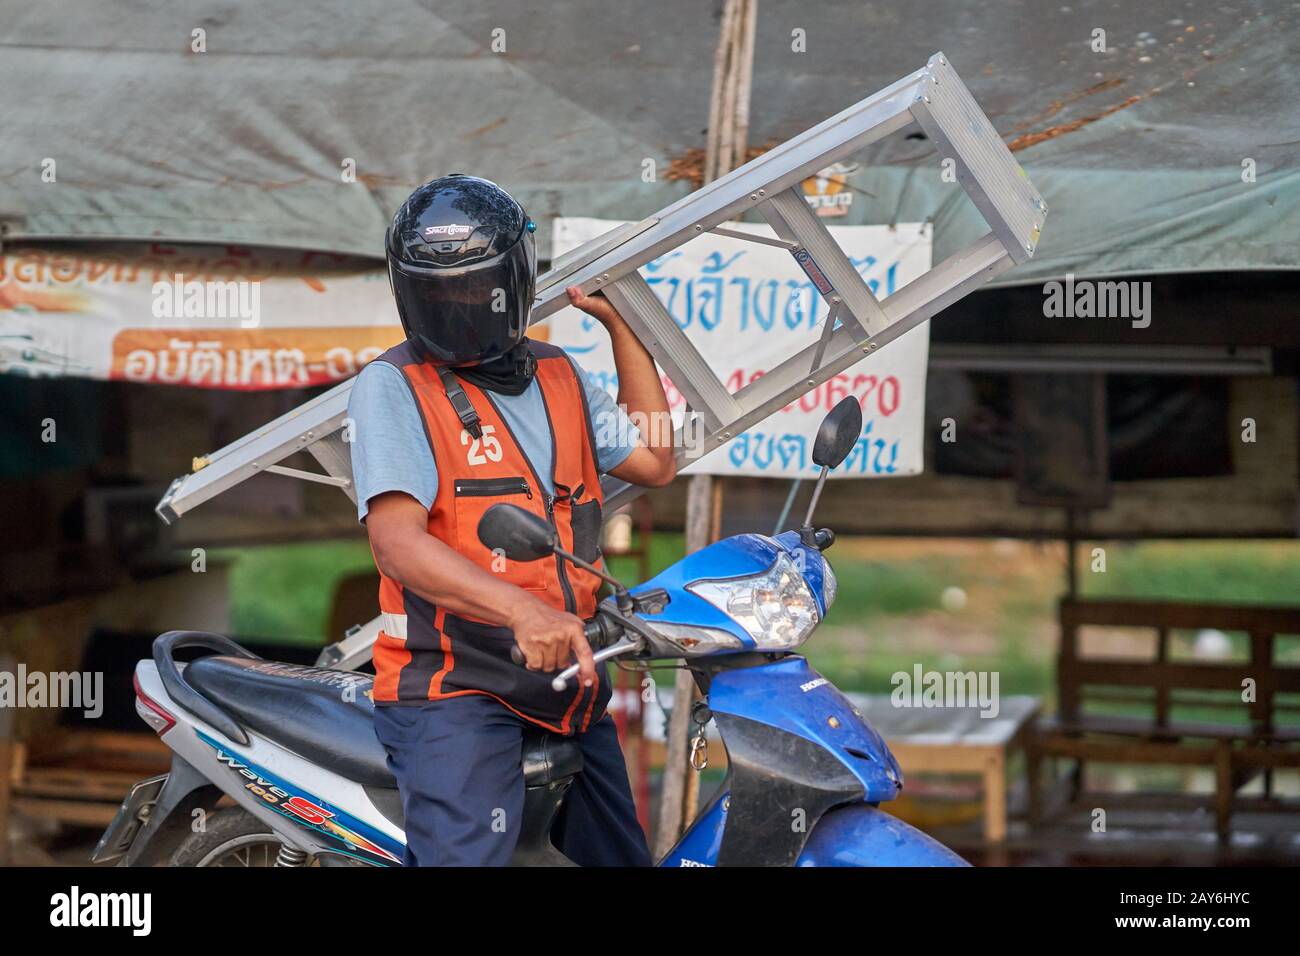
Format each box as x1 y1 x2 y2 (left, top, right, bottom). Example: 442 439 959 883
799 804 970 866
132 661 404 866
709 655 903 801
193 728 404 865
658 655 965 867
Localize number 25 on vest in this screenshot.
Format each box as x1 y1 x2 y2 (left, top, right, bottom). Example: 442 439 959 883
462 425 503 466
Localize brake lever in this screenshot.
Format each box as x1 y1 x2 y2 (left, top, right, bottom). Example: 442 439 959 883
551 637 645 692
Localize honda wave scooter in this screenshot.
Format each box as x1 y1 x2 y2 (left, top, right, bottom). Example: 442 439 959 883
94 398 966 867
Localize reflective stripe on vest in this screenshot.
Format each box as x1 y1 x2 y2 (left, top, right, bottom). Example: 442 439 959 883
380 612 408 640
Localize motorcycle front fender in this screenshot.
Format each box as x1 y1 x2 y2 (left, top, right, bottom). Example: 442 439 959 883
798 803 970 867
662 792 969 867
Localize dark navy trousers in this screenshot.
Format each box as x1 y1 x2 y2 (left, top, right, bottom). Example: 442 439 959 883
373 694 651 867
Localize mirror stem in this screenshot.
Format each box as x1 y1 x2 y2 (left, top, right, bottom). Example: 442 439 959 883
553 545 634 610
799 465 830 545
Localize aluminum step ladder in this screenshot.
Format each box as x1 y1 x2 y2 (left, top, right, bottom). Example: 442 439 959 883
154 53 1046 670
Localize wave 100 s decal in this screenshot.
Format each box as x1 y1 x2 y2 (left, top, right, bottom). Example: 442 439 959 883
197 730 402 865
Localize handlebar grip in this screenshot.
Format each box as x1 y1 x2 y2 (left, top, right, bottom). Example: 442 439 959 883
509 617 610 666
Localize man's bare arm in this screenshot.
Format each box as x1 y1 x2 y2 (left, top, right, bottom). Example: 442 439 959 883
365 491 596 683
565 286 678 488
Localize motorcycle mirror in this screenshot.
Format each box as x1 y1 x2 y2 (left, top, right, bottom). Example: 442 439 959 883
477 503 556 562
812 396 863 469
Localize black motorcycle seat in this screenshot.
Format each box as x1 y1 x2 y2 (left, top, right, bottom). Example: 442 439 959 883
184 656 582 790
185 656 394 786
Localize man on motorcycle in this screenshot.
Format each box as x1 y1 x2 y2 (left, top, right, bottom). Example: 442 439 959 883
349 175 676 866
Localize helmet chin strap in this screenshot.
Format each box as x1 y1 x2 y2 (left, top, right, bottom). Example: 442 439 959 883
435 365 483 439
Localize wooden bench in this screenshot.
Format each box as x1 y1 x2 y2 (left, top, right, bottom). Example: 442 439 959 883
1030 598 1300 841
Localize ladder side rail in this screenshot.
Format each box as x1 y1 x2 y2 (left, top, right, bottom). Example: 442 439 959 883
536 217 661 293
316 616 384 670
192 378 355 469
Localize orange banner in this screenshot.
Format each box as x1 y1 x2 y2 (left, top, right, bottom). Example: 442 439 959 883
110 326 405 389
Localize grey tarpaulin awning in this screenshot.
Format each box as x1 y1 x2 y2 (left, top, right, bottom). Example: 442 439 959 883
1 0 1297 283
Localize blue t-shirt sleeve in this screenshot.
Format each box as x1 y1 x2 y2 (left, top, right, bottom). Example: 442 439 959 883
574 361 641 474
347 361 438 523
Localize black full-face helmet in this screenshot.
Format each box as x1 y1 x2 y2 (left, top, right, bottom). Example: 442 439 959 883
385 174 536 366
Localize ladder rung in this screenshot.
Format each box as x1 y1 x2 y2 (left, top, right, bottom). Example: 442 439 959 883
601 271 742 433
809 300 843 375
707 224 797 249
759 188 889 339
265 464 352 490
306 433 359 505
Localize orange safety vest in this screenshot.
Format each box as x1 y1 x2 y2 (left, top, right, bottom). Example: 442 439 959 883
368 339 611 734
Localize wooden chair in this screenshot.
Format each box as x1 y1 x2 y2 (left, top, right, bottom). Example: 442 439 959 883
1030 598 1300 841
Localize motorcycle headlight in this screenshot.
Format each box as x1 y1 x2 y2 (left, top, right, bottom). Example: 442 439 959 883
688 552 820 650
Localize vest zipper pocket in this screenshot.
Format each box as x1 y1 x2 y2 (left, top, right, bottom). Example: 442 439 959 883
545 493 578 615
452 477 545 591
454 477 533 498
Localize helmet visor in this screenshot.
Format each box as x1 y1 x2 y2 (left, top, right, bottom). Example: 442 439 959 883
388 235 535 366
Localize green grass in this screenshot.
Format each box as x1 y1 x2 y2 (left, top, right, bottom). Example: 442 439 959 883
604 532 687 583
213 539 375 645
822 556 949 618
1080 540 1300 605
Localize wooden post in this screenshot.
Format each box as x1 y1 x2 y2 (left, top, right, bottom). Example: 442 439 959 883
652 0 757 861
653 477 713 858
1064 508 1079 600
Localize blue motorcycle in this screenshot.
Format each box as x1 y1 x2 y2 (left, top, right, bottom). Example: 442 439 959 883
94 398 965 867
